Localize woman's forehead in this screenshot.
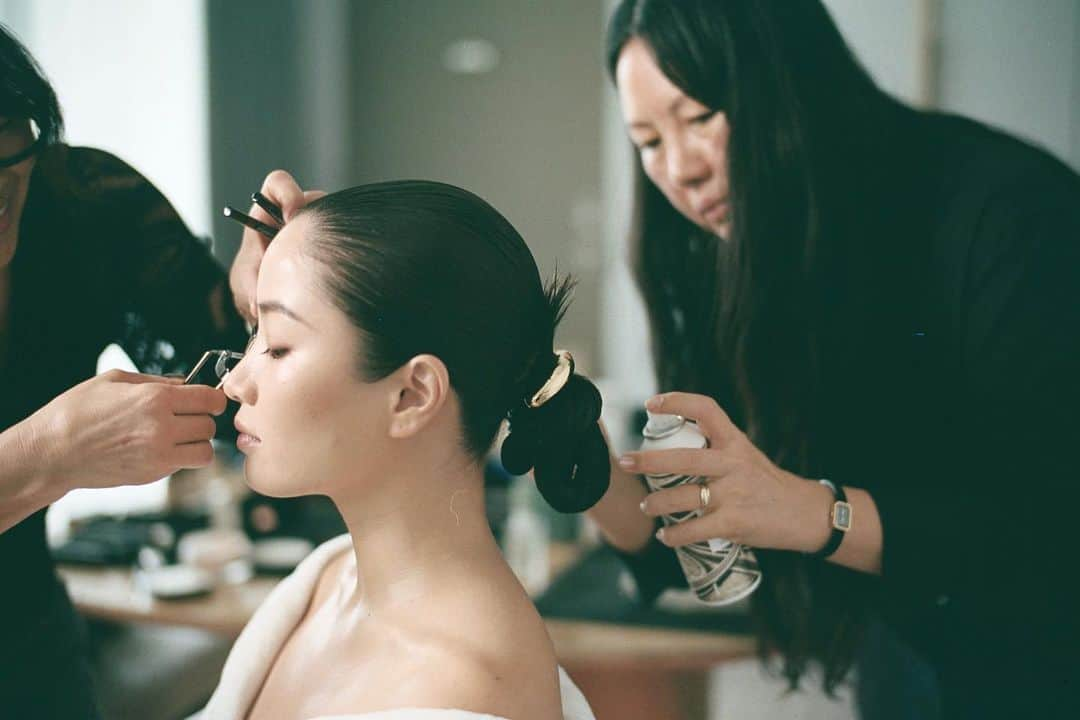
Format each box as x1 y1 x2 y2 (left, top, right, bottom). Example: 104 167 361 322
257 218 320 309
617 40 687 114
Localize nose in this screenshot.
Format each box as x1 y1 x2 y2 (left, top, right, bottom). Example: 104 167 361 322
222 352 256 405
666 136 709 188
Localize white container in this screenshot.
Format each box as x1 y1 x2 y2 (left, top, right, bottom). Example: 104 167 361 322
641 411 762 606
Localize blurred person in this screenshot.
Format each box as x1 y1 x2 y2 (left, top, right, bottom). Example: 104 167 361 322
0 23 244 718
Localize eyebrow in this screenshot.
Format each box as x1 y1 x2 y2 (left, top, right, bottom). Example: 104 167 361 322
257 301 313 327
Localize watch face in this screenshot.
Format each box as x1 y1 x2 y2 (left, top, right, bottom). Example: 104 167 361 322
832 501 853 531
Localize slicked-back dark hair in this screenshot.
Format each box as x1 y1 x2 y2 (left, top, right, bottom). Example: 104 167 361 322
300 180 610 513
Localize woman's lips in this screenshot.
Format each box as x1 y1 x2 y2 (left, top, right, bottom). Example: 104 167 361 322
237 433 261 451
699 199 729 223
234 420 261 450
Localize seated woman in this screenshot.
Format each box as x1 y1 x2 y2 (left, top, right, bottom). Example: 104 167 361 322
201 180 605 719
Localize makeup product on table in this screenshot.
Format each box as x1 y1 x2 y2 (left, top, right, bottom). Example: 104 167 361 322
641 411 762 606
137 564 215 600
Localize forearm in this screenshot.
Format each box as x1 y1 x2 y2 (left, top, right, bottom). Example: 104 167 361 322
586 460 654 552
0 417 63 533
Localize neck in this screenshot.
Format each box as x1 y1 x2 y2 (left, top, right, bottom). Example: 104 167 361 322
328 450 506 617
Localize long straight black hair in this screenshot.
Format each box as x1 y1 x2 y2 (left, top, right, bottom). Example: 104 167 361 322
607 0 913 692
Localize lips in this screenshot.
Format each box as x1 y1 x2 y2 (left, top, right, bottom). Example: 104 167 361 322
696 197 728 219
234 419 261 444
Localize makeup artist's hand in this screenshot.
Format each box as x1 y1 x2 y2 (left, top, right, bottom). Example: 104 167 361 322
617 392 833 554
229 170 326 323
35 370 229 488
0 370 228 533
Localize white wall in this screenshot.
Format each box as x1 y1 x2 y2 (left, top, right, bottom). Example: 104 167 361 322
0 0 212 236
823 0 923 103
937 0 1080 171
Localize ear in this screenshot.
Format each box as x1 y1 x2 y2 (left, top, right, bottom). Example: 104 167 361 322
387 354 450 439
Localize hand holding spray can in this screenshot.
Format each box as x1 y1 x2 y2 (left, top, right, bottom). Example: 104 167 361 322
641 411 762 605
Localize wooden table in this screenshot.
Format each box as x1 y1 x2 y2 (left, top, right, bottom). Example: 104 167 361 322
58 564 754 719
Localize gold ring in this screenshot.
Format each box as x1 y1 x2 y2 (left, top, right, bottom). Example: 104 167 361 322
699 483 711 510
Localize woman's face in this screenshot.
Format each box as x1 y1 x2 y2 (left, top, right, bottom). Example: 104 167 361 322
223 215 390 498
0 117 38 269
615 38 731 239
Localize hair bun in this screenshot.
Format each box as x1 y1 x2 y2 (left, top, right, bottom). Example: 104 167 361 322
500 414 539 475
500 374 610 513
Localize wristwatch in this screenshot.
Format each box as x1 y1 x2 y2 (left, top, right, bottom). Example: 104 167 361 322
810 478 852 559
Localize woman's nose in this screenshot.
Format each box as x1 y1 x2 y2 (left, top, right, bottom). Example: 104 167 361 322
222 353 255 405
666 138 709 187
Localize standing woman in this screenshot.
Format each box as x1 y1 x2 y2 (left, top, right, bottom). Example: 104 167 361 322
0 25 245 717
588 2 1080 718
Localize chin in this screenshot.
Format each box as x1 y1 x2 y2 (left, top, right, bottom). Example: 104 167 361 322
243 460 312 499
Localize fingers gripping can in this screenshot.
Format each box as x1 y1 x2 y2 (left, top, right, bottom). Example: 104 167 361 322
641 411 762 605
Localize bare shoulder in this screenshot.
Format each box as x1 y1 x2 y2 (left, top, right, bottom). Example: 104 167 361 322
309 548 351 606
389 587 562 720
397 638 561 720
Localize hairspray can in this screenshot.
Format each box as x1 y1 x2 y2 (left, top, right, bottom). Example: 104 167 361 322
641 411 762 605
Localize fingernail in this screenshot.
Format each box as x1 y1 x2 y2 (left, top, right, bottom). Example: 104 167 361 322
655 527 666 542
639 499 648 513
618 455 636 470
646 395 663 411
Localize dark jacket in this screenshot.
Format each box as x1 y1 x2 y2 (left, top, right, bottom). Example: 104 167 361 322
620 113 1080 719
0 145 246 718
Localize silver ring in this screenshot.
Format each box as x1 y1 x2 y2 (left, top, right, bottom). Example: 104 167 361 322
699 483 711 510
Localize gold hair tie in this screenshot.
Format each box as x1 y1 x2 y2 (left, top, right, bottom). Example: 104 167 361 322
527 350 574 408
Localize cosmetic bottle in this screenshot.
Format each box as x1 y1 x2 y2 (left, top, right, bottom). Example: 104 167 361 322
641 411 762 605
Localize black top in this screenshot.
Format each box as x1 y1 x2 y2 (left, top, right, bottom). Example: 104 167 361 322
618 113 1080 718
0 146 246 716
